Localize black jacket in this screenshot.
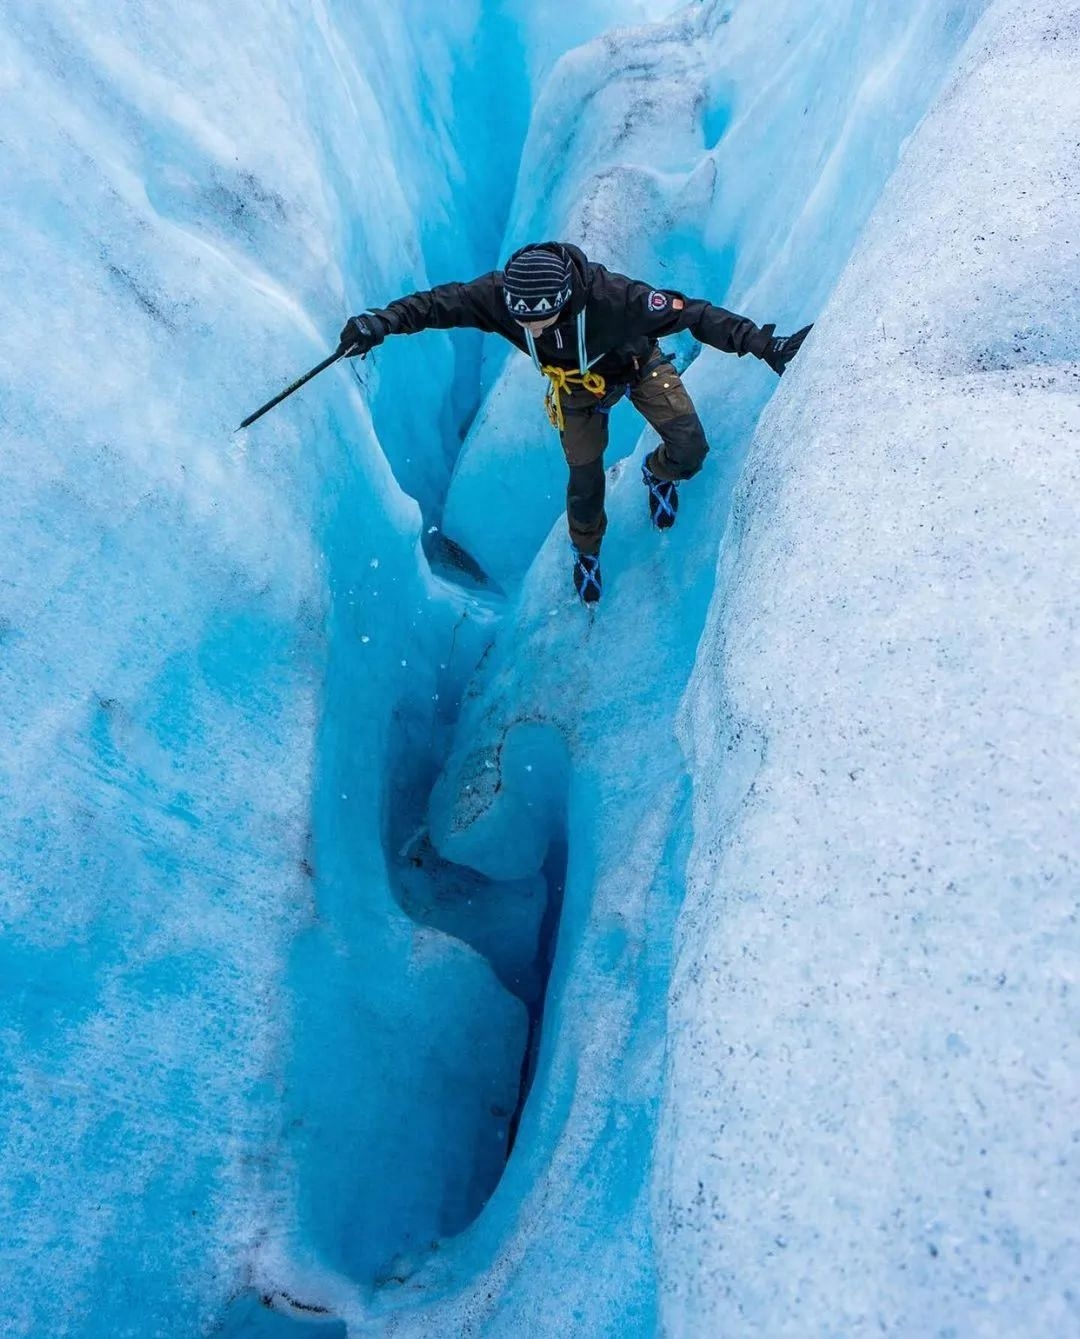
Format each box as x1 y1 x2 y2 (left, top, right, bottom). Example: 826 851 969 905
370 242 774 381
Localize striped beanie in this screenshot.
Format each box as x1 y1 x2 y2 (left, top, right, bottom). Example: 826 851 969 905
503 245 573 319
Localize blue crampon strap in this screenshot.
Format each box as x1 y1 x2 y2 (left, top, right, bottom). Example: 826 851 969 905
572 549 602 601
642 463 678 526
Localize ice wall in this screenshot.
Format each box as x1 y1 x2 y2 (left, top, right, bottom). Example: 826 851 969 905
341 4 1001 1336
0 2 526 1334
4 0 1071 1335
0 2 715 1332
658 1 1080 1333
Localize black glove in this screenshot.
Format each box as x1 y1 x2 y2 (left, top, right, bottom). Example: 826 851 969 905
338 313 387 358
763 323 813 376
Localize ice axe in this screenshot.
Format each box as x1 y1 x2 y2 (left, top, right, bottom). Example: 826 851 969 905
237 343 360 430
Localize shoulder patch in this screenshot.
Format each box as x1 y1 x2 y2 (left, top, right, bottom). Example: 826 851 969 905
672 298 685 311
648 290 668 311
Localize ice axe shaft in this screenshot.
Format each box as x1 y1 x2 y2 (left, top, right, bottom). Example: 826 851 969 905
237 344 358 430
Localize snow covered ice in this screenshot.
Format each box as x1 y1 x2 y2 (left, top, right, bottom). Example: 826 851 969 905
1 1 1077 1337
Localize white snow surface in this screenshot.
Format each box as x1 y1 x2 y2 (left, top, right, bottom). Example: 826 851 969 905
660 1 1080 1334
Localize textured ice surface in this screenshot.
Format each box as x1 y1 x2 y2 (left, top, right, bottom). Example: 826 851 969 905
347 5 1027 1336
658 1 1080 1334
3 0 1075 1335
0 1 716 1332
0 1 528 1333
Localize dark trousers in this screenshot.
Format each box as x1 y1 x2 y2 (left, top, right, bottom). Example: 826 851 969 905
560 351 708 554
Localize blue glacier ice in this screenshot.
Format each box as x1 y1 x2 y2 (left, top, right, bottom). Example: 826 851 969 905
1 1 1077 1336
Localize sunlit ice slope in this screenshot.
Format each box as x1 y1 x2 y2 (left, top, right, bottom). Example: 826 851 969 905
659 1 1080 1334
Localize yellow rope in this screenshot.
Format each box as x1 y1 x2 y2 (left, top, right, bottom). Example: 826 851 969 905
541 365 607 432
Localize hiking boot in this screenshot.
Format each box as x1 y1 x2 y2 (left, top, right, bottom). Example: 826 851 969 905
642 461 679 530
572 548 602 603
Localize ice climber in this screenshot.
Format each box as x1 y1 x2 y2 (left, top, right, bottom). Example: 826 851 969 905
339 241 811 603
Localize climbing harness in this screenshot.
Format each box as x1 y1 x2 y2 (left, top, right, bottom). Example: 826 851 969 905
537 365 606 432
525 309 608 433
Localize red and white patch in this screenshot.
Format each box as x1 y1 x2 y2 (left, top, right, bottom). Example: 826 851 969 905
648 290 668 311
